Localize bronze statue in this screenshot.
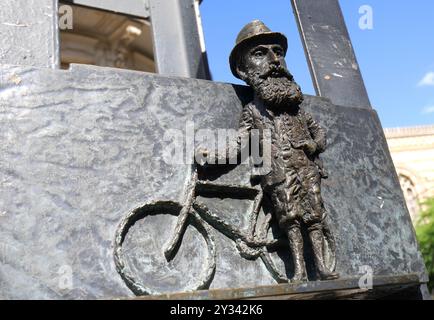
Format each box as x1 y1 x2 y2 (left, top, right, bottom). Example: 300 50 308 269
198 20 339 281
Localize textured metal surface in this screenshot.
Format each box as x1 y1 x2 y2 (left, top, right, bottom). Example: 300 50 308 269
149 0 210 79
133 274 421 300
0 0 59 69
291 0 371 108
67 0 150 18
0 64 427 299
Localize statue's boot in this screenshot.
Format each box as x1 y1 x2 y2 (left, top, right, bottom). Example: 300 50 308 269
309 229 339 280
287 227 307 282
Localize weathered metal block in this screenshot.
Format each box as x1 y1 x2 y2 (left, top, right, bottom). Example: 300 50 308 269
0 64 427 299
0 0 59 68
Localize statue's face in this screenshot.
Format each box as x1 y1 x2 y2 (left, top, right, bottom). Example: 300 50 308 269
243 43 288 78
237 42 303 111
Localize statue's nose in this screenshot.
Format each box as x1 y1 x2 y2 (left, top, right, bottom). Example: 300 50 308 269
268 51 280 66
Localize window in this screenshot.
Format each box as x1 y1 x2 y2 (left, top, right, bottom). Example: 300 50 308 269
399 174 421 220
59 2 155 72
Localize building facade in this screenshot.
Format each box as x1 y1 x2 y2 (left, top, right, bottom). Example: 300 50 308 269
385 125 434 221
58 0 207 76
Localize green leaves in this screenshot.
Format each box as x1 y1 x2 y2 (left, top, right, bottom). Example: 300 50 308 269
415 198 434 292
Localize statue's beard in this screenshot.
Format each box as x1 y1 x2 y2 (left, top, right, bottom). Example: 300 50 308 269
246 67 304 111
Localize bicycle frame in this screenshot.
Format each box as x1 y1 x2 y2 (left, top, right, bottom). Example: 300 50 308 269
162 162 290 284
164 162 281 261
114 161 336 295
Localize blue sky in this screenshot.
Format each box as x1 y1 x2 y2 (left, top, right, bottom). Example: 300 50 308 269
200 0 434 128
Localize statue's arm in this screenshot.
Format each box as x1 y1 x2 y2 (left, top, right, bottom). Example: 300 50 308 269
305 112 327 153
195 105 253 165
222 104 254 164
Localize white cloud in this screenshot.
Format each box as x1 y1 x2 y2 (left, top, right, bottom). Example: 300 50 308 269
418 72 434 86
422 105 434 114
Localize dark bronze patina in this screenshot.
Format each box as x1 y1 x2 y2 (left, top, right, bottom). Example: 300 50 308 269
115 21 339 296
220 20 338 281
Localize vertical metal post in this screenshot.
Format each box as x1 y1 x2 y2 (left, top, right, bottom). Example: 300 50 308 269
149 0 210 80
0 0 60 69
291 0 371 108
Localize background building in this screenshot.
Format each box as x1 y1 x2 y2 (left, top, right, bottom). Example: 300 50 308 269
60 3 155 72
385 125 434 221
59 0 207 76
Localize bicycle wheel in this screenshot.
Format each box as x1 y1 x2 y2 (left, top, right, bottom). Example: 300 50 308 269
114 201 216 296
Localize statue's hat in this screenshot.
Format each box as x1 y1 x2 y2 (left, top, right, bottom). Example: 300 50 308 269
229 20 288 79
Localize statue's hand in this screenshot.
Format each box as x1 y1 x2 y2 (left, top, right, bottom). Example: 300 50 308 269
301 140 317 156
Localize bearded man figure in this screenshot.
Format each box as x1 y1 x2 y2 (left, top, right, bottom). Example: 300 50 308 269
213 20 339 281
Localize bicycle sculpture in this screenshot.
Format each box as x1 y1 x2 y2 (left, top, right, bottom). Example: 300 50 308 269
114 162 337 296
114 20 339 296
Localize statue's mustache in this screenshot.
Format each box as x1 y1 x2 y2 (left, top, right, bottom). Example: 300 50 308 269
259 65 293 80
